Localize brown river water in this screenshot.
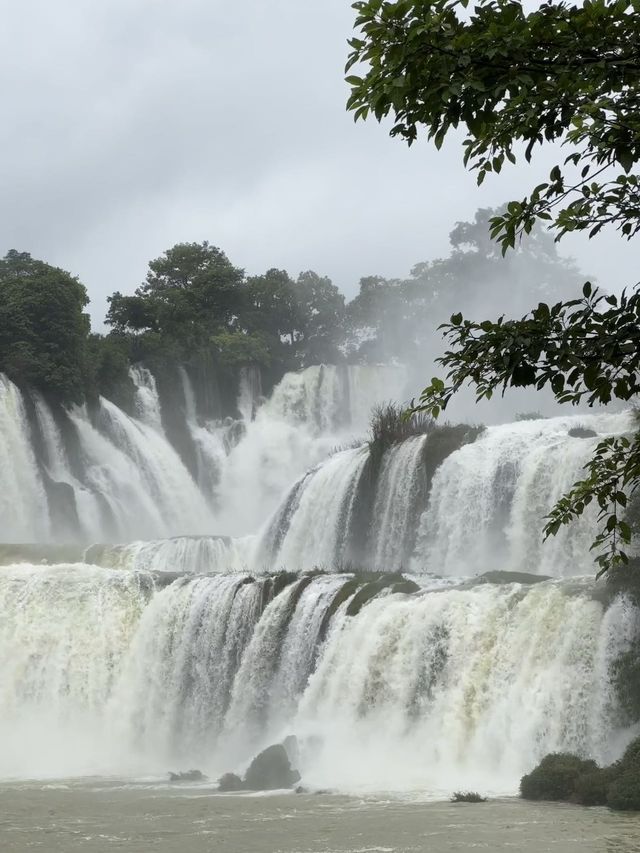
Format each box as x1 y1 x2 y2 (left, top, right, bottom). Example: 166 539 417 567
1 782 639 853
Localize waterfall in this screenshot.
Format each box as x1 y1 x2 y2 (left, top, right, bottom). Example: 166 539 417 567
369 435 428 571
414 412 636 577
77 398 213 539
215 364 402 536
2 356 639 795
0 563 153 778
0 563 637 788
256 410 637 577
237 365 262 422
109 573 264 766
32 394 105 541
0 363 399 544
256 447 369 570
0 375 49 542
294 580 639 794
265 363 406 435
130 366 164 431
177 367 229 501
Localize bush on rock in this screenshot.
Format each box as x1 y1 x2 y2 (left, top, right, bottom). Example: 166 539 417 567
520 753 597 801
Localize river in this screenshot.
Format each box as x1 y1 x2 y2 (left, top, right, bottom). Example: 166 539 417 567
2 783 640 853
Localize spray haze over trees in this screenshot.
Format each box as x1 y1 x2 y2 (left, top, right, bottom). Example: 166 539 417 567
0 205 583 416
347 0 640 575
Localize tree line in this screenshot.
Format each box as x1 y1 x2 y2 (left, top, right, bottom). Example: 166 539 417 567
0 206 582 407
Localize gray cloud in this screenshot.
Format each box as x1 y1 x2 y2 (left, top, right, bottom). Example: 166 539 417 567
1 0 638 326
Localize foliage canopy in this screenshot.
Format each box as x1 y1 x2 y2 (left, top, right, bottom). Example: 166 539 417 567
347 0 640 249
0 251 91 403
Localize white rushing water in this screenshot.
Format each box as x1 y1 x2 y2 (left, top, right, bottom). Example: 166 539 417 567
85 535 254 574
413 412 637 577
254 410 637 577
0 376 49 542
257 447 369 570
0 563 637 790
370 434 428 571
1 362 639 796
0 364 402 544
214 363 406 535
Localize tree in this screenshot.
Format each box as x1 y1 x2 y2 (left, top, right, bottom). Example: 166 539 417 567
106 242 245 346
346 0 640 573
244 268 345 365
106 292 157 334
296 271 346 363
0 250 91 403
347 0 640 249
244 268 302 345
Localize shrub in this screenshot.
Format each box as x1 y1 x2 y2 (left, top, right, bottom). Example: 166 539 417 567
368 403 434 457
606 770 640 811
572 768 612 806
451 791 487 803
521 739 640 810
520 753 598 801
218 772 244 792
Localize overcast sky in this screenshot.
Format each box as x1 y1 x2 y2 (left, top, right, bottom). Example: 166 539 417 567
2 0 638 327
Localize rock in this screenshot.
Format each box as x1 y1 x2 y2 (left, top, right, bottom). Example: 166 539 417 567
218 772 245 792
243 743 301 790
568 426 597 439
168 769 206 783
295 785 308 794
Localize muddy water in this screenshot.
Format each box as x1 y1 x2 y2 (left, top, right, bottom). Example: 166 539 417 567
1 783 639 853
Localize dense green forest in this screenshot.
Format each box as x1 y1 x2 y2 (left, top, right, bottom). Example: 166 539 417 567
0 207 583 408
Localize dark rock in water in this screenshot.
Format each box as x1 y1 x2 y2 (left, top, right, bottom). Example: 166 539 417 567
168 769 206 783
295 785 308 794
244 743 301 790
218 772 245 792
568 426 597 439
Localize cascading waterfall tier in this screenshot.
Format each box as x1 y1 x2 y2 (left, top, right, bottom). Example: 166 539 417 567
0 376 49 542
2 358 639 795
0 562 637 791
413 411 637 577
256 411 636 577
213 363 407 535
0 363 401 544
